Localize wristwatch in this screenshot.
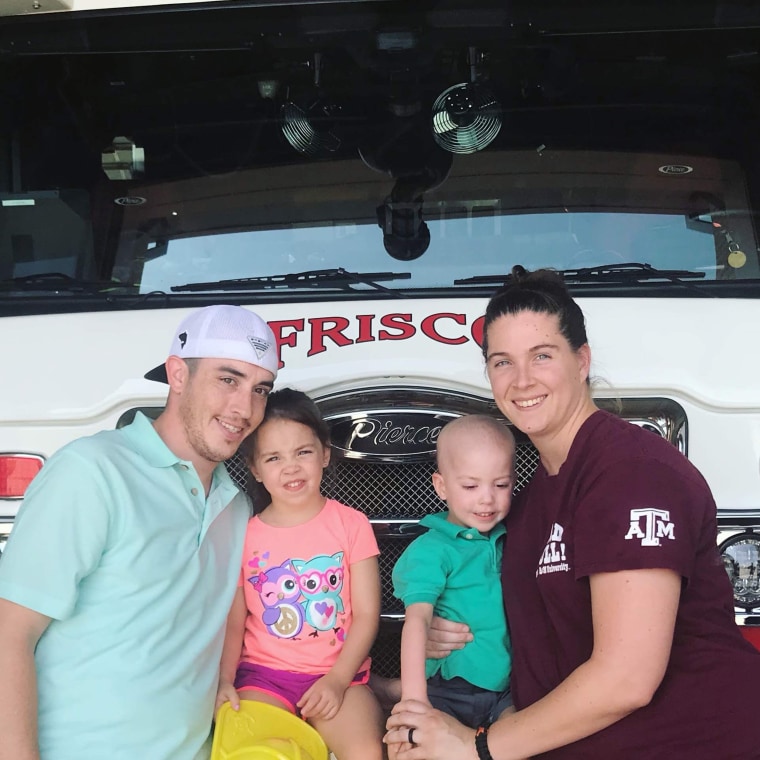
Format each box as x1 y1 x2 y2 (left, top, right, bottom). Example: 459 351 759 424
475 724 494 760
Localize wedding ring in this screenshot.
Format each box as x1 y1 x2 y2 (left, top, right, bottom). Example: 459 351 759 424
408 727 416 745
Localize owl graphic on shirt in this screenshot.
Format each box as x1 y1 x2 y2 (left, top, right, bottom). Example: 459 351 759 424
248 559 304 639
292 552 345 634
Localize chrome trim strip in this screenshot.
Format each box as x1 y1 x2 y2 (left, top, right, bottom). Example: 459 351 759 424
0 521 12 554
717 511 760 530
380 614 405 623
371 520 425 538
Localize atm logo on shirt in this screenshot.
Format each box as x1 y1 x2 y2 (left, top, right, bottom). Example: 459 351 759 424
624 508 676 546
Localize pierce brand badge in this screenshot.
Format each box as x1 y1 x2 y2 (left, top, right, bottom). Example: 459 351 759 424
328 410 457 460
114 196 147 205
658 164 693 175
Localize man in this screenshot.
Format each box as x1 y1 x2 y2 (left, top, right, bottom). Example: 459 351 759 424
0 304 277 760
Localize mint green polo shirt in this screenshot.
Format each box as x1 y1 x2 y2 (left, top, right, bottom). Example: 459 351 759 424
0 412 249 760
392 511 511 691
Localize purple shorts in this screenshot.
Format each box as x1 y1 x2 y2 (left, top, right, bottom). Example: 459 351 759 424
234 662 370 714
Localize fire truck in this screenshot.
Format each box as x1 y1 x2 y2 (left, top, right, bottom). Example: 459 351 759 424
1 0 760 674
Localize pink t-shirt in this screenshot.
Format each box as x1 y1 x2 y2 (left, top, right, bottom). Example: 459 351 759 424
238 499 379 675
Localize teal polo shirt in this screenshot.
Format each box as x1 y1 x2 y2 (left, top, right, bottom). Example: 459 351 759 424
0 412 249 760
392 511 511 691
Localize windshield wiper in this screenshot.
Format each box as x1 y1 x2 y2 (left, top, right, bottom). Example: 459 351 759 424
455 263 708 293
0 272 133 294
171 268 411 296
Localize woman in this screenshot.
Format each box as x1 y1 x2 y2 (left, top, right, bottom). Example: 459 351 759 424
384 266 760 759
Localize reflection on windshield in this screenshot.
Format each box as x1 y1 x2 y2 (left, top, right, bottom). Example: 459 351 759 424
140 212 718 293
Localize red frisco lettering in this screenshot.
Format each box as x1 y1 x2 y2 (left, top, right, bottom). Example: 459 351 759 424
268 319 305 369
421 313 467 345
308 316 352 357
471 315 485 348
267 311 480 366
356 314 376 344
378 313 416 341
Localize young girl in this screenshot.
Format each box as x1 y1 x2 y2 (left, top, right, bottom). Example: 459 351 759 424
216 388 385 760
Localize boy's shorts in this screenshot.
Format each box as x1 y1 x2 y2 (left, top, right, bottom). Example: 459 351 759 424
234 661 370 715
427 672 512 729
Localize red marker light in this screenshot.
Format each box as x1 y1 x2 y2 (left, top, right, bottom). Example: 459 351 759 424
740 626 760 653
0 455 44 498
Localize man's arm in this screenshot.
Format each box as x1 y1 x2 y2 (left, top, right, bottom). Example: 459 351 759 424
0 598 51 760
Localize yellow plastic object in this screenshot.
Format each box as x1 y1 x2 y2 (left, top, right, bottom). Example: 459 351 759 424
211 701 329 760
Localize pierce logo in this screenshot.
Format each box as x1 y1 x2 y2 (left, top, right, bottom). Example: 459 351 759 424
329 412 454 459
624 508 675 546
658 164 693 175
114 196 147 205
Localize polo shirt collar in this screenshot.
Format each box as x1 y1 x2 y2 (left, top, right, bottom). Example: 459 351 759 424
420 511 506 541
123 411 183 468
123 412 238 490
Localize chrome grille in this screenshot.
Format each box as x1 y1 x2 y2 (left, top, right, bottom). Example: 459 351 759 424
225 440 540 513
324 460 439 520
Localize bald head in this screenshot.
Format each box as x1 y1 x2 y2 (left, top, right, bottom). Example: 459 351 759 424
432 415 516 532
436 415 515 474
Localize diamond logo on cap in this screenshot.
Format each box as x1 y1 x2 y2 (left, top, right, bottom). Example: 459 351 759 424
248 335 271 359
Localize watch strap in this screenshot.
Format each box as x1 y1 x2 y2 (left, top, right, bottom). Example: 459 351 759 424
475 724 494 760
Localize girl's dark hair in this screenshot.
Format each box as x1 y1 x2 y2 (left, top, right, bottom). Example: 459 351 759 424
240 388 331 512
482 265 588 360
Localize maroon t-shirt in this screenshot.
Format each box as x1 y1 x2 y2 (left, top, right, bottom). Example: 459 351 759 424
503 410 760 759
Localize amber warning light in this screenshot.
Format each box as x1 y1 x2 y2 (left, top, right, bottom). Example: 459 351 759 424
0 454 44 498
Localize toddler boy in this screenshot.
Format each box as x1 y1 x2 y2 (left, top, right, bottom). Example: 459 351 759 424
392 414 514 728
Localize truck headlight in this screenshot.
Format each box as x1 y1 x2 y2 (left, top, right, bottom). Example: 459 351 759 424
719 532 760 610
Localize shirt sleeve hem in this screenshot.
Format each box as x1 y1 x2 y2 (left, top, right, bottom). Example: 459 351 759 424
0 582 71 620
400 592 439 607
575 559 689 581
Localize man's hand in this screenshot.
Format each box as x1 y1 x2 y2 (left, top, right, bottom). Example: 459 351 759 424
426 617 473 660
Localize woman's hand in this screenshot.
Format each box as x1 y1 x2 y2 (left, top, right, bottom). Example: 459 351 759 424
426 616 473 659
384 698 477 760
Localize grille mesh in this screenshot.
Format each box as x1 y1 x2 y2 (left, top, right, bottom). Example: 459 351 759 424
324 460 439 520
370 624 404 679
375 538 410 616
226 443 539 513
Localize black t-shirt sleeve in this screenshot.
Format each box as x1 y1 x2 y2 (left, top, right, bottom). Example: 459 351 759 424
573 457 705 580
